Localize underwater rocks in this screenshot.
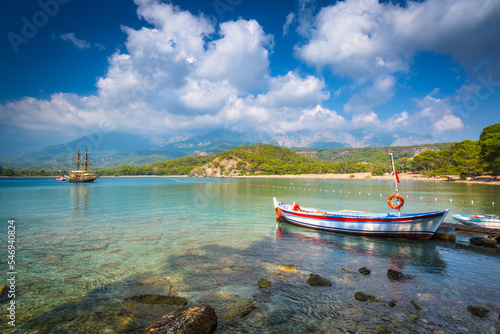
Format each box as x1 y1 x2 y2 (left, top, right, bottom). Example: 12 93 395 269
306 274 332 287
257 278 273 289
198 294 257 322
145 304 217 334
82 243 109 251
410 300 425 311
377 326 391 334
129 294 187 306
279 264 298 272
408 314 419 323
358 267 371 275
354 291 381 302
466 305 489 318
0 284 9 303
387 269 414 281
125 274 177 297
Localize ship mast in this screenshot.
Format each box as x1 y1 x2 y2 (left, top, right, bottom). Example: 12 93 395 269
75 149 81 172
83 149 91 173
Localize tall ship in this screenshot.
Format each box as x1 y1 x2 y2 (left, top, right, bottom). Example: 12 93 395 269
68 149 97 183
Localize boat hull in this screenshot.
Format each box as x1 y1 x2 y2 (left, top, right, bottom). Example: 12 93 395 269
274 198 448 240
68 177 96 183
452 214 500 229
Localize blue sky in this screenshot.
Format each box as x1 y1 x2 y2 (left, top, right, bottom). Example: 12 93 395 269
1 0 500 151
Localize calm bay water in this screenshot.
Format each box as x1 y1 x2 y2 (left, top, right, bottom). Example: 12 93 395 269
0 176 499 333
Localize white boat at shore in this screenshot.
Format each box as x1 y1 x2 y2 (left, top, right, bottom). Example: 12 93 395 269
274 198 449 240
452 214 500 229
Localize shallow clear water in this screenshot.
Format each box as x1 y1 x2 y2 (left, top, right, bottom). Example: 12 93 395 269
0 177 499 333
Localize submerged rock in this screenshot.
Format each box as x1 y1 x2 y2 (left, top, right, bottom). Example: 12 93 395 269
306 274 332 287
129 294 187 306
387 300 397 308
410 300 424 311
358 267 371 275
354 291 381 302
466 305 489 318
198 294 257 322
387 269 413 281
257 278 273 289
145 304 217 334
0 285 9 303
82 243 109 251
408 314 419 323
279 264 298 272
377 326 391 334
125 274 177 297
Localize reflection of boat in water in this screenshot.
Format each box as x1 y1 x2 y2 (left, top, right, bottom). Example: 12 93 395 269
68 149 97 183
274 198 448 240
275 223 447 273
452 214 500 229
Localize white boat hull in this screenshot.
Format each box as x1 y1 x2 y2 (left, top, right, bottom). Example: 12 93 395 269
452 214 500 229
274 198 449 240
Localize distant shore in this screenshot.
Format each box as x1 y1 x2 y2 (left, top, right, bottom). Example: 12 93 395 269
236 172 500 185
3 173 499 185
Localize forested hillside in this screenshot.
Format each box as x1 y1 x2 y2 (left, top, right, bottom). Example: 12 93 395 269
2 123 498 178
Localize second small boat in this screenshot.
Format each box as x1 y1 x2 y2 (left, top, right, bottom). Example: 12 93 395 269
452 214 500 229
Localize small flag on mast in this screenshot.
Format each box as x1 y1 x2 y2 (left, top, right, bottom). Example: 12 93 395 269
394 168 400 183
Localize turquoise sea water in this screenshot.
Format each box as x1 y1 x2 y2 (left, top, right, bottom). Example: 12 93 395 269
0 176 499 333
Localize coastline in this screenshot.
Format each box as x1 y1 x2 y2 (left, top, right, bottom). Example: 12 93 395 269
2 173 499 185
235 172 500 185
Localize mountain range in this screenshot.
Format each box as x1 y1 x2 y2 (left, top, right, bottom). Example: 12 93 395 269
0 129 439 170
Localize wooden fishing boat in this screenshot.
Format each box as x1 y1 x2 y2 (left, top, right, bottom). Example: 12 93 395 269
452 214 500 229
273 198 449 240
272 153 449 240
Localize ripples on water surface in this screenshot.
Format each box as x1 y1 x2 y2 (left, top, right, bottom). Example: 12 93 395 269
0 177 499 333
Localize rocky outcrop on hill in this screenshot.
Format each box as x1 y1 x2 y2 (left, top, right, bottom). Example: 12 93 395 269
189 156 248 177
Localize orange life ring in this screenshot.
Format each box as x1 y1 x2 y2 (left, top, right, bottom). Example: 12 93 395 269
275 207 282 218
387 194 404 210
293 203 301 211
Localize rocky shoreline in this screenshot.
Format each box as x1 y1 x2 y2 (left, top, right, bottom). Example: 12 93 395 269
138 267 499 333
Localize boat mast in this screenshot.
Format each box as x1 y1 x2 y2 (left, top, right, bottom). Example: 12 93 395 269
84 149 88 173
389 153 399 194
75 149 81 172
83 149 92 174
